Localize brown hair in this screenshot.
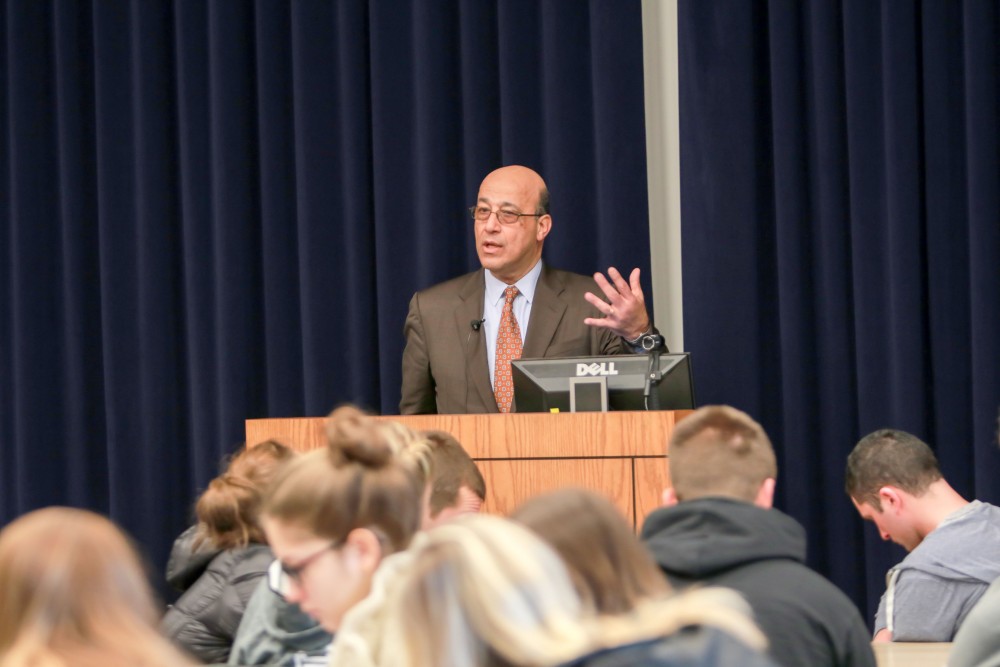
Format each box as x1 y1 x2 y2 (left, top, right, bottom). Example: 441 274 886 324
0 507 192 667
669 405 777 503
263 409 427 554
512 488 670 615
422 430 486 516
194 439 295 550
845 429 942 509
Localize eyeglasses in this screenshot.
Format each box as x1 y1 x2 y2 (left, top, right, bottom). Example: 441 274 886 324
469 206 542 226
268 540 340 597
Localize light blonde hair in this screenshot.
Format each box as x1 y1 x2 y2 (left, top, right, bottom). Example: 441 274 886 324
669 405 777 502
0 507 192 667
512 488 671 614
385 515 768 667
591 588 768 656
383 514 589 667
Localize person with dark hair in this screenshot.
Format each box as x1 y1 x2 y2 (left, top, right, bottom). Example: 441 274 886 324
421 429 486 527
162 440 295 663
400 164 664 415
846 428 1000 643
513 488 670 615
641 405 875 667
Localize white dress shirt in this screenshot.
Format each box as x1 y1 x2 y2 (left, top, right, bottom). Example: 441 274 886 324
483 260 543 390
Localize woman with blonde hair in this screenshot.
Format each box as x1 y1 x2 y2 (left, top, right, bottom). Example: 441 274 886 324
261 408 430 666
383 513 778 667
163 439 295 662
0 507 192 667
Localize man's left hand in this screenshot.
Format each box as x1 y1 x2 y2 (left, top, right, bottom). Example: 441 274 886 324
583 267 651 341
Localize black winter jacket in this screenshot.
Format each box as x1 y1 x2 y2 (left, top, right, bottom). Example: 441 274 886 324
161 526 273 664
641 498 876 667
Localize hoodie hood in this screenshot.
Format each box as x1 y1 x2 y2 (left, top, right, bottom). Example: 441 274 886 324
166 525 223 591
228 577 332 666
894 500 1000 585
640 497 807 579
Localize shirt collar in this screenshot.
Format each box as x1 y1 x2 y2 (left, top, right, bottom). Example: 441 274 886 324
485 260 543 307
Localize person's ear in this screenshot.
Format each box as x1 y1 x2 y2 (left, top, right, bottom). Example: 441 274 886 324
754 478 776 509
536 214 552 242
878 486 903 512
343 528 383 576
662 487 679 507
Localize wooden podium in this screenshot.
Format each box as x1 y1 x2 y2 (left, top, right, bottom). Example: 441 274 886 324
245 411 690 528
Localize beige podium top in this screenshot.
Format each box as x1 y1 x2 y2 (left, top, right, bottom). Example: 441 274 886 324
245 410 689 459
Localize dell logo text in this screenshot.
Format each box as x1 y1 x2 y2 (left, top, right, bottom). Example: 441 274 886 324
576 362 619 377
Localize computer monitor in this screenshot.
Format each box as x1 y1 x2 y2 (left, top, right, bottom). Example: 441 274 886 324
511 353 695 412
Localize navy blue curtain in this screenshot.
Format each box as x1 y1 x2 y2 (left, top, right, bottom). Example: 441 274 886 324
679 0 1000 622
1 0 650 587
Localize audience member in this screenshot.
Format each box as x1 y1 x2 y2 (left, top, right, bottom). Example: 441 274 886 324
162 440 294 663
0 507 192 667
421 429 487 528
642 405 876 667
383 514 776 667
260 409 430 667
229 424 486 666
512 487 670 614
846 428 1000 642
226 574 330 667
949 563 1000 667
948 415 1000 667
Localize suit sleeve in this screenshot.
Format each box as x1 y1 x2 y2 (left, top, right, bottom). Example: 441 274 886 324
399 293 438 414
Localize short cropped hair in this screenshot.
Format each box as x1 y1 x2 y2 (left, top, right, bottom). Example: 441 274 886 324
669 405 777 503
536 186 550 216
422 431 486 516
845 429 942 510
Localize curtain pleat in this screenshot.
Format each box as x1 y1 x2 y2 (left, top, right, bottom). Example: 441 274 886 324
679 0 1000 620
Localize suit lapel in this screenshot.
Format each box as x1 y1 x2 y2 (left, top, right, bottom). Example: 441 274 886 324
455 270 498 413
523 265 567 359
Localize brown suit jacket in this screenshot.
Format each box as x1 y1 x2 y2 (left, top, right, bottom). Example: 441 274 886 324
399 265 626 414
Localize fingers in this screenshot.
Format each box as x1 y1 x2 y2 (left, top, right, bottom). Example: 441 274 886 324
585 268 649 339
584 291 614 316
583 316 616 330
591 272 618 303
606 266 631 295
628 268 644 300
594 267 644 304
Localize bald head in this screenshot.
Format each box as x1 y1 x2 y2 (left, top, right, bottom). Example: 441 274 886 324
474 165 552 284
479 165 549 215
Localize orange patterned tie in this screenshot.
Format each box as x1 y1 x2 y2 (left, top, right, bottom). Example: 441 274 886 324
494 285 522 413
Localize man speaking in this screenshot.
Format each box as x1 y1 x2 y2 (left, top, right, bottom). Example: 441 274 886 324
400 165 660 415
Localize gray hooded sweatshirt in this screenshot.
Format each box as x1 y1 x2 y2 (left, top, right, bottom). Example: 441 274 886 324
874 500 1000 642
